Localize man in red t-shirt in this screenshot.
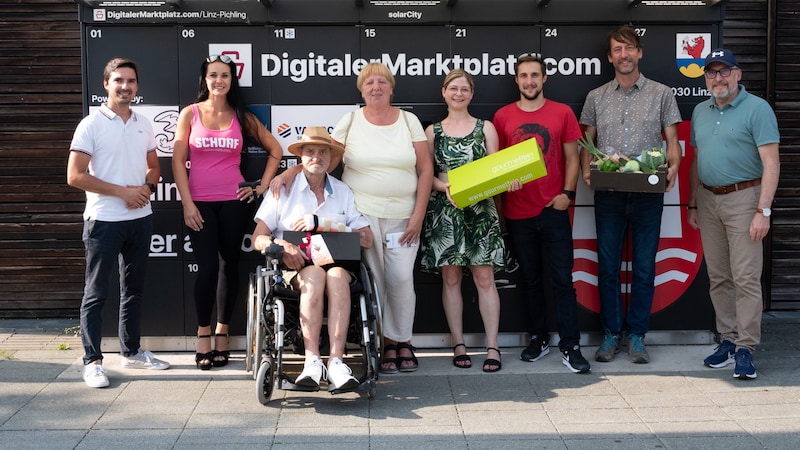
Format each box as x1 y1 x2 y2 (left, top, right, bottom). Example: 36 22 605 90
492 53 590 374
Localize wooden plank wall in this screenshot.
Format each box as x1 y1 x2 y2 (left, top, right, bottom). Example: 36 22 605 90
768 0 800 309
0 0 797 317
0 0 84 317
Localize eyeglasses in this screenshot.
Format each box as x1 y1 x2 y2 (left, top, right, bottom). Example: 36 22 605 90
206 54 233 64
517 52 542 61
705 67 737 79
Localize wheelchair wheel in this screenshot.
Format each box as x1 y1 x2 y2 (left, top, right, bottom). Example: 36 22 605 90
359 262 383 384
368 268 384 366
256 356 275 405
252 269 268 380
245 271 259 373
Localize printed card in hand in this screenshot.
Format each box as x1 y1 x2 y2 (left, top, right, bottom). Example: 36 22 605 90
309 234 335 266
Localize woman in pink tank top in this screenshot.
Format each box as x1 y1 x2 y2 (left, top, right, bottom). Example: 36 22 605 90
173 55 284 370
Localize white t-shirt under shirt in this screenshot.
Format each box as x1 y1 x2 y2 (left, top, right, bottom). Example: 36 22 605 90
331 108 426 219
69 104 157 222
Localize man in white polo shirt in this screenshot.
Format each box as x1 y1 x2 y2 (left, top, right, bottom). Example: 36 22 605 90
67 57 169 388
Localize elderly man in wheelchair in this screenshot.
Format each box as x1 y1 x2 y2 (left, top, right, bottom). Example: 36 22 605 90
252 127 373 392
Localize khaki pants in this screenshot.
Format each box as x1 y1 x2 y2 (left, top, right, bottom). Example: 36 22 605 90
362 215 419 343
697 186 764 351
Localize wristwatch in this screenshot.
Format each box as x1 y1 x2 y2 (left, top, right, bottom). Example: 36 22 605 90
562 189 576 201
146 183 156 194
757 207 772 217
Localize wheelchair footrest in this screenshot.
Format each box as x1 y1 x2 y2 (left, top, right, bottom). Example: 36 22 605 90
277 376 321 392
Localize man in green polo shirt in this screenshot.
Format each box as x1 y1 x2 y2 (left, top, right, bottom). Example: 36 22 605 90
688 48 780 380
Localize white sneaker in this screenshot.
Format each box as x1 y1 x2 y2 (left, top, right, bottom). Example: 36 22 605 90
121 349 170 370
83 362 109 388
327 357 359 391
295 356 324 388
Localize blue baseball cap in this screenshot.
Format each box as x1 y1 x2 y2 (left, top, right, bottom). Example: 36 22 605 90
704 48 739 70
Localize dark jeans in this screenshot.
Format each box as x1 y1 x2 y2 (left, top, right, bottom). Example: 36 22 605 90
593 191 664 337
188 200 249 328
506 207 580 349
80 216 153 364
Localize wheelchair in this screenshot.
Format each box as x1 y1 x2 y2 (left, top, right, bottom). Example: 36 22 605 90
245 240 383 405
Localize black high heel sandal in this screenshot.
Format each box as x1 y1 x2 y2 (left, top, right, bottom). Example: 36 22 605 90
483 347 502 373
195 335 213 370
212 333 230 367
452 343 472 369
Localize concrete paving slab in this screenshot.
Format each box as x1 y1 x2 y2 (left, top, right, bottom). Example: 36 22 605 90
174 426 275 446
562 437 665 449
659 435 763 449
458 409 558 436
75 429 180 450
0 430 86 450
647 419 747 435
1 315 799 449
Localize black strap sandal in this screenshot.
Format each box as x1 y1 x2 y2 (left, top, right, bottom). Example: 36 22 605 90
380 343 399 374
212 333 230 367
397 342 419 372
195 335 213 370
452 343 472 369
483 347 502 373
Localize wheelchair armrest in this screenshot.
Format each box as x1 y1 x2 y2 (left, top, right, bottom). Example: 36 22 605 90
261 242 285 268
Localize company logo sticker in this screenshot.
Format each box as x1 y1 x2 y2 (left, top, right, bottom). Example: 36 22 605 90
676 33 711 79
276 123 293 139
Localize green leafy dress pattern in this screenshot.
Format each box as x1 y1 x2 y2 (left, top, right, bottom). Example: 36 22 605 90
420 120 505 273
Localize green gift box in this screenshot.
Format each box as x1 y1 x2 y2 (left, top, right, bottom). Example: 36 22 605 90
447 138 547 208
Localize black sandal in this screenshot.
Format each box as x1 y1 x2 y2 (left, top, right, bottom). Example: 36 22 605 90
452 343 472 369
195 335 213 370
212 333 230 367
397 342 419 372
483 347 502 373
380 344 399 374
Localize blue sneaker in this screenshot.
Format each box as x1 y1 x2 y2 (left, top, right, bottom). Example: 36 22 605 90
733 348 757 379
627 334 649 364
704 340 736 368
594 331 619 362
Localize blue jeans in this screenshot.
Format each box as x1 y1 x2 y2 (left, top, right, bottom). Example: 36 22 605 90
80 216 153 364
506 207 580 349
593 191 663 337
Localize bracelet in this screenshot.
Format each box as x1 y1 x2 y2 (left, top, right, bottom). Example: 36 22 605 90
688 206 697 210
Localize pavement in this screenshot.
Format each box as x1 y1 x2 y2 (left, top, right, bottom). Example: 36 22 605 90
1 313 800 450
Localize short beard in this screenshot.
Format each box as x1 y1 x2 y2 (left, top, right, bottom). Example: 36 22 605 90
521 88 542 101
711 82 736 101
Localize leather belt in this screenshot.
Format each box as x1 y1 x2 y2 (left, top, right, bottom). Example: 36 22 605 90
702 178 761 195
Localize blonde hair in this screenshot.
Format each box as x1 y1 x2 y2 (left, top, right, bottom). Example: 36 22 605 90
356 62 395 90
442 69 474 91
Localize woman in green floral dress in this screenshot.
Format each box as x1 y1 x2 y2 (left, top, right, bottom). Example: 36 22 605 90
420 69 511 372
